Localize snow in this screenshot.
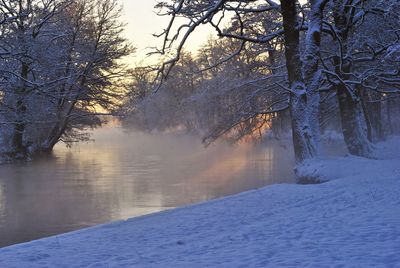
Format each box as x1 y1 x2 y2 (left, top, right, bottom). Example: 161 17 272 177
296 136 400 183
0 138 399 267
386 44 400 61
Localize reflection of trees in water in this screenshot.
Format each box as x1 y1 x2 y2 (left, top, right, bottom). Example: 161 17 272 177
0 154 114 247
0 127 295 247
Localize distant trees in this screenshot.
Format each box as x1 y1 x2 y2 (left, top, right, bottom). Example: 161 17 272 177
147 0 333 162
120 38 288 142
0 0 132 161
122 0 400 173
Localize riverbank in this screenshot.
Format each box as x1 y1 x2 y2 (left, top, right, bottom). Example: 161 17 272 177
0 138 399 267
0 128 294 248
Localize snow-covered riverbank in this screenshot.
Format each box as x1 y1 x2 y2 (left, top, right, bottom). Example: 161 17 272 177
0 138 399 267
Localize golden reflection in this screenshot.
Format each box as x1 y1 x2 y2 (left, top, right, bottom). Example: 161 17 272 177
0 124 294 247
188 143 252 185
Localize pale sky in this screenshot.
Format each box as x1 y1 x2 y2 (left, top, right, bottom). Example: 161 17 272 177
120 0 214 66
119 1 307 66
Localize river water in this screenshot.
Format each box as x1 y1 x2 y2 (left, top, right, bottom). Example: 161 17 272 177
0 124 295 247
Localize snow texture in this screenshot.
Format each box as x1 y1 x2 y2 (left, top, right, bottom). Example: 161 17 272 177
386 44 400 61
0 138 399 267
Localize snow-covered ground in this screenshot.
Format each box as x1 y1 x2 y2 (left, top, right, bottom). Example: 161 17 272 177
0 138 399 267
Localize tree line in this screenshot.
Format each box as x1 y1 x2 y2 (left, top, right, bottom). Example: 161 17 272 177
1 0 399 175
121 0 400 179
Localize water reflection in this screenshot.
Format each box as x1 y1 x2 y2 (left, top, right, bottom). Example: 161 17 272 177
0 124 295 247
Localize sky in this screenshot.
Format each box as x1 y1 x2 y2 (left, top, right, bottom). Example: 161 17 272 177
119 0 214 65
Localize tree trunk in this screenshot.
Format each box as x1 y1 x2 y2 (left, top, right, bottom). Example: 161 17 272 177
11 63 29 160
370 96 384 141
360 91 373 141
333 1 373 157
362 92 385 142
336 85 372 156
289 88 318 163
281 0 326 163
386 96 394 135
10 20 31 160
302 0 328 150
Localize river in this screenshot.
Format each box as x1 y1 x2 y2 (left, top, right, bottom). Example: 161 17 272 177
0 123 295 247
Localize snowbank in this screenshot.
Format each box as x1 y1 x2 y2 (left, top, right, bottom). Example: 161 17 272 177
296 136 400 183
0 138 399 267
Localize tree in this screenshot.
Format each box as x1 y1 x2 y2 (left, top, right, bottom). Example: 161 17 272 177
0 0 133 161
154 0 331 165
0 0 70 159
318 0 400 155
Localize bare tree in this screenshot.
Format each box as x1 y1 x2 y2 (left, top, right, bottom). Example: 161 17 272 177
318 0 400 155
0 0 69 159
153 0 331 165
0 0 133 161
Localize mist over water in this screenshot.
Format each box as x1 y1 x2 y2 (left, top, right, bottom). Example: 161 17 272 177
0 122 295 247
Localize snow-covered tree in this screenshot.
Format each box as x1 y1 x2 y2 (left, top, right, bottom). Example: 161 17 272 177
317 0 400 155
153 0 331 164
0 0 133 160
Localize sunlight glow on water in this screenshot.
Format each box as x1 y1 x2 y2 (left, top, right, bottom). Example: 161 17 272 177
0 124 295 247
